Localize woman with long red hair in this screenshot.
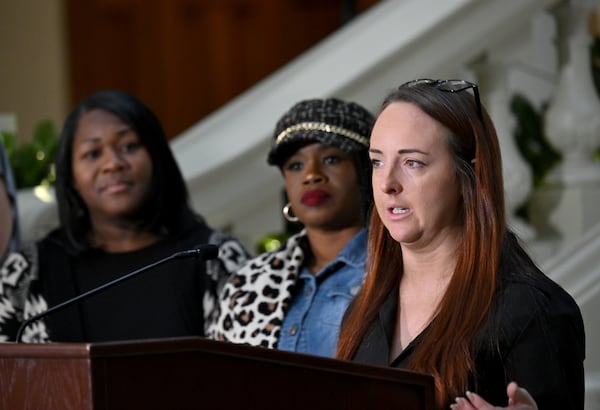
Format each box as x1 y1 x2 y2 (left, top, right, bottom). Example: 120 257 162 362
336 79 585 409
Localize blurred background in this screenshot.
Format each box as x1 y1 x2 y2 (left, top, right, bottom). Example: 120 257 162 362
0 0 378 145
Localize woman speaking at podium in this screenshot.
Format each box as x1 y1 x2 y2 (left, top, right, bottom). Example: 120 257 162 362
336 80 585 409
0 90 250 343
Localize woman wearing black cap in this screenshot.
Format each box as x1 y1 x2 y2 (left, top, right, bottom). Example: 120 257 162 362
208 98 374 357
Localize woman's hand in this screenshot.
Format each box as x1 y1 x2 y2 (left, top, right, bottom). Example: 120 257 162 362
450 382 538 410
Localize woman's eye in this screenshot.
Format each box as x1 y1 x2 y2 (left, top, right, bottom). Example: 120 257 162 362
370 158 382 168
82 149 101 160
323 155 341 165
121 141 141 153
285 161 303 171
406 159 424 169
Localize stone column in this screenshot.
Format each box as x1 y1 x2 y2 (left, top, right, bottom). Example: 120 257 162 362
479 63 536 241
530 0 600 245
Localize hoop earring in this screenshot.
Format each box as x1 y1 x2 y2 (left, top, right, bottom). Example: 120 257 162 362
283 202 299 223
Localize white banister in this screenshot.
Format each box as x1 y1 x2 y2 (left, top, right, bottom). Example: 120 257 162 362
478 61 536 241
530 0 600 246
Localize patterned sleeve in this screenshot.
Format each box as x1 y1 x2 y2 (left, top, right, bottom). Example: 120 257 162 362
202 230 251 333
0 243 50 343
206 231 306 348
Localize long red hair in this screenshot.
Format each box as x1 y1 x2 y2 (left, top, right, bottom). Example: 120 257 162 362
337 84 506 408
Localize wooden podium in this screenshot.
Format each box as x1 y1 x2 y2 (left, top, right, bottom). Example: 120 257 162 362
0 337 435 410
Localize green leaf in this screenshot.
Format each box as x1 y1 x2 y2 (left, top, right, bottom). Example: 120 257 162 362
3 120 58 189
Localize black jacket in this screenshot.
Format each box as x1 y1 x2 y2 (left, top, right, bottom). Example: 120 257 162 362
353 268 585 409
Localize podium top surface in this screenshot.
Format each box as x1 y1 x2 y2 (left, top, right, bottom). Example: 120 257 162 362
0 336 428 382
0 337 436 410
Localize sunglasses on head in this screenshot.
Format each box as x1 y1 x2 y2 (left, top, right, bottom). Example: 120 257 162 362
399 79 482 120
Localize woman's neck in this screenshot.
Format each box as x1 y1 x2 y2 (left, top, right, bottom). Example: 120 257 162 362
304 225 362 274
400 227 461 285
401 251 456 288
88 220 160 253
390 233 460 356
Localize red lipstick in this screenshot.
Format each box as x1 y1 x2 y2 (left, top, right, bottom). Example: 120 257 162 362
301 189 330 206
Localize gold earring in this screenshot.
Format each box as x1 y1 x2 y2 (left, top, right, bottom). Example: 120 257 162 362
283 202 299 222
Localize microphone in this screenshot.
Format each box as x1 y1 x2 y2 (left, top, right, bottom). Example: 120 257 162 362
15 244 219 343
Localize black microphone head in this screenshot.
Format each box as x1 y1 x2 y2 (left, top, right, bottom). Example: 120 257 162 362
194 244 220 261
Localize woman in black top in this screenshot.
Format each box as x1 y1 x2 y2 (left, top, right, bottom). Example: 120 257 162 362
337 80 584 409
0 90 249 343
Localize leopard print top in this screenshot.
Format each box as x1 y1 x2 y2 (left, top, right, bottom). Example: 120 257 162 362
208 230 309 348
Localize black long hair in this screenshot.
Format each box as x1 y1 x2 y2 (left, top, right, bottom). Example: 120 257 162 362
55 90 195 253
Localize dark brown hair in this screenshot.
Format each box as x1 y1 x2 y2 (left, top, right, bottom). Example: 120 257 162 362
336 83 505 408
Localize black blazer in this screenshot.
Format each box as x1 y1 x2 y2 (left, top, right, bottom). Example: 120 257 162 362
353 270 585 410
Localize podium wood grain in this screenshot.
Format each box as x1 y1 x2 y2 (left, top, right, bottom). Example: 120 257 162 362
0 337 435 410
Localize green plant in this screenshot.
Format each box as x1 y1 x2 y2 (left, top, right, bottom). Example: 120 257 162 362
0 120 58 189
511 94 562 188
510 93 563 221
256 232 289 254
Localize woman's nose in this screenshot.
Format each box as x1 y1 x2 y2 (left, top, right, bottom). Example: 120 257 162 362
302 160 325 184
101 148 126 171
378 168 402 194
